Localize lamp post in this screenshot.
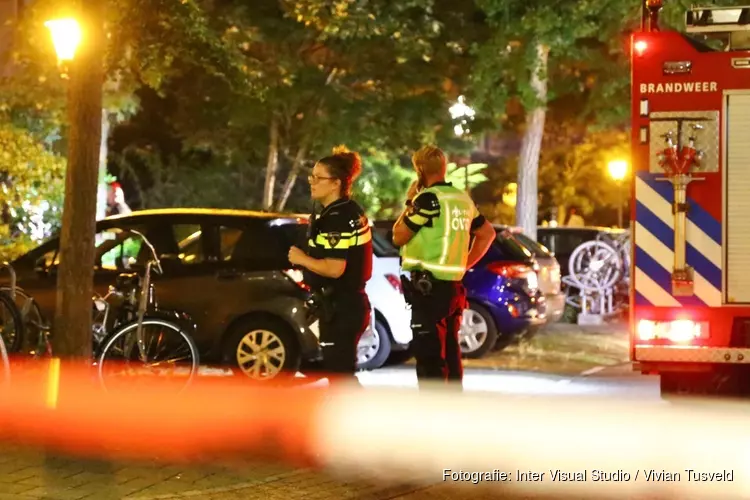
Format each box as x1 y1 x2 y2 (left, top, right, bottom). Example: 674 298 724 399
608 159 628 228
45 3 105 358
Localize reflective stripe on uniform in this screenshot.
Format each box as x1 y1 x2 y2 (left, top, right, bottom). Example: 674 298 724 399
314 226 372 250
400 257 466 273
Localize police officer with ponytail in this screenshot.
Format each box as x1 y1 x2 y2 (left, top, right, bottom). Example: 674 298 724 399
288 147 373 387
392 146 495 389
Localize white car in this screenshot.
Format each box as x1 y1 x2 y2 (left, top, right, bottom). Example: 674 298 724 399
356 230 413 370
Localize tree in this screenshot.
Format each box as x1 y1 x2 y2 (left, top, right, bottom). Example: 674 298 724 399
52 0 105 359
0 123 65 262
2 0 246 356
470 0 642 239
153 0 490 213
537 127 629 224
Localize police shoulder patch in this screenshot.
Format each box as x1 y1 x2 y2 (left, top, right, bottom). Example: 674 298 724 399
325 232 342 247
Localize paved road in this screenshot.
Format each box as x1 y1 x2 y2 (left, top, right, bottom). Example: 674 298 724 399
0 364 666 500
356 362 659 399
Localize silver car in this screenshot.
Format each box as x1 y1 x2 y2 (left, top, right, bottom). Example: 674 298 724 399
494 225 565 323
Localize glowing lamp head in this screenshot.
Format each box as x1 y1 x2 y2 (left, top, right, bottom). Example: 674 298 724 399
608 160 628 181
634 40 648 56
44 18 82 62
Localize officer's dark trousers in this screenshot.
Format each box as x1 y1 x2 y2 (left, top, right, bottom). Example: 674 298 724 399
320 291 371 386
410 280 466 389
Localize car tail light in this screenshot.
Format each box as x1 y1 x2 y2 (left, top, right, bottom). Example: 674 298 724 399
283 269 310 291
385 273 402 294
487 262 538 291
507 304 520 318
637 319 708 343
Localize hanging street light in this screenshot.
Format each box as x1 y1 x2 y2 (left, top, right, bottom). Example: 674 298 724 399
44 18 82 62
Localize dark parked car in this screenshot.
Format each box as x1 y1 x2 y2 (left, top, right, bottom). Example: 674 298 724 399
373 220 546 358
9 209 321 381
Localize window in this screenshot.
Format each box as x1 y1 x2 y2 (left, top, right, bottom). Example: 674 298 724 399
218 226 243 261
229 221 304 268
512 232 552 258
95 228 147 270
493 232 533 262
172 224 205 265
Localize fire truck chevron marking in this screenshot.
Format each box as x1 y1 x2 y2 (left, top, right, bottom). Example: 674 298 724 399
643 175 721 245
634 173 722 308
635 175 721 264
634 268 681 307
639 81 718 94
634 246 709 307
634 225 721 307
634 208 722 288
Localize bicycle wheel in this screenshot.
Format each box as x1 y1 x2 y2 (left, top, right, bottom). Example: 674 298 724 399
96 318 199 393
1 287 47 356
567 240 622 292
0 332 9 386
0 290 24 353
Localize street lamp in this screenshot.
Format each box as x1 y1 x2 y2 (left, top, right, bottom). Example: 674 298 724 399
449 95 476 137
43 6 106 358
608 159 628 228
44 18 82 62
449 96 476 191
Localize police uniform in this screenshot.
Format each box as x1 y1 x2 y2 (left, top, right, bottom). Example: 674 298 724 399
304 197 373 383
400 182 485 385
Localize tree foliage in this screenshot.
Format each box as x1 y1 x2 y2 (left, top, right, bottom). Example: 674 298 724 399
0 123 65 261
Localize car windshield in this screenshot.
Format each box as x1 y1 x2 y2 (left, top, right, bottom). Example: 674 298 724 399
512 232 552 259
493 231 533 262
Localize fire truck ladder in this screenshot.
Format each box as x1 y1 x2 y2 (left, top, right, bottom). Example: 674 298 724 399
685 6 750 50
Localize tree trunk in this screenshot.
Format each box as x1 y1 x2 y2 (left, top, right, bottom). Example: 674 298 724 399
96 110 110 221
515 43 550 241
262 117 279 210
276 145 308 212
556 205 567 226
53 0 105 359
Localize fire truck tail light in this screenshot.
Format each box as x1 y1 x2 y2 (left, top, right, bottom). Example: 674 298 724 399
634 40 648 56
637 319 708 342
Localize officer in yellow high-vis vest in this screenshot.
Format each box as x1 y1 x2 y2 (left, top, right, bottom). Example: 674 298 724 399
391 146 495 389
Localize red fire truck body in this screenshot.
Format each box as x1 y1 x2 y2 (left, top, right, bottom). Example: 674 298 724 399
630 4 750 394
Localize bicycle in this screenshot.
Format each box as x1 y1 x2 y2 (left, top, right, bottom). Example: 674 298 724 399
563 231 631 315
567 231 630 292
94 229 200 392
0 263 18 383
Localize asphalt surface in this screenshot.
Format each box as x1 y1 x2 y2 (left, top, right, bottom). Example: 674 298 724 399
356 362 660 399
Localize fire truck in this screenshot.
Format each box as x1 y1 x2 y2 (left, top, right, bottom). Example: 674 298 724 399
630 2 750 396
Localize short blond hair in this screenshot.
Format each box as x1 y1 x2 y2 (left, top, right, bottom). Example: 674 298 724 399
412 145 447 176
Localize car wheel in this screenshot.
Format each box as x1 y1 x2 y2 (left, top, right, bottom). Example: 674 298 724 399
459 303 498 359
356 318 392 371
222 317 300 382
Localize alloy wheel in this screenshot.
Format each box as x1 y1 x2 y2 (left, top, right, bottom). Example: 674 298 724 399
459 308 488 353
236 329 286 379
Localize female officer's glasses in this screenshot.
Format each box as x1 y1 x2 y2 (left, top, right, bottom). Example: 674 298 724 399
308 174 337 184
